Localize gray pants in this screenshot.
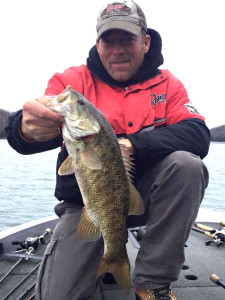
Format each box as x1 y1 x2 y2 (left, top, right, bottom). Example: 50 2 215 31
35 151 209 299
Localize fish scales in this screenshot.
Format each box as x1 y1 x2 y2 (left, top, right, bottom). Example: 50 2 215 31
75 119 129 256
47 86 144 293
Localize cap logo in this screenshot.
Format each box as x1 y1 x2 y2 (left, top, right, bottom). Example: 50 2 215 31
103 3 131 18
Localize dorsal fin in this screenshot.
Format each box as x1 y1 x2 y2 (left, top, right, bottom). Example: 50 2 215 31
128 181 145 216
120 143 136 182
119 143 144 216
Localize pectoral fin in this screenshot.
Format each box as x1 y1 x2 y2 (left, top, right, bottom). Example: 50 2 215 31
78 209 101 241
80 148 102 170
58 156 76 175
128 181 145 216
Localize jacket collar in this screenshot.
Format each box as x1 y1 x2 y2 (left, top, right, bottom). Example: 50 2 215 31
87 28 164 87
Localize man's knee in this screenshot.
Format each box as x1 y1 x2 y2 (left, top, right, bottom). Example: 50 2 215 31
167 151 208 185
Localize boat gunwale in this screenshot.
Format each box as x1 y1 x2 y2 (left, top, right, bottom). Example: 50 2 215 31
0 216 58 240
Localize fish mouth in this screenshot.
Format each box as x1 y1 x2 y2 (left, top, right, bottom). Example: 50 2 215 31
76 134 95 140
68 127 98 139
65 118 100 139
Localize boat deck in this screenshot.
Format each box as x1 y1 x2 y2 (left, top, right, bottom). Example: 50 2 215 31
0 218 224 300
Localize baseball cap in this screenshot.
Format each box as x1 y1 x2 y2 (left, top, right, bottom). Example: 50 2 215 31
96 0 147 40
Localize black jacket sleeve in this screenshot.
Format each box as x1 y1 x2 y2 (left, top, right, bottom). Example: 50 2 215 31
4 109 63 154
127 118 210 169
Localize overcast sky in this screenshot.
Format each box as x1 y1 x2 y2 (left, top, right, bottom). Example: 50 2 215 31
1 0 224 129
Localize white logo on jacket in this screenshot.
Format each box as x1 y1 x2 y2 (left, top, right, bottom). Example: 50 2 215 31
184 103 200 114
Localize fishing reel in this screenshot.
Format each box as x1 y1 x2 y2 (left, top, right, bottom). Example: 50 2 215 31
205 229 225 247
11 228 51 252
12 236 40 252
193 223 225 247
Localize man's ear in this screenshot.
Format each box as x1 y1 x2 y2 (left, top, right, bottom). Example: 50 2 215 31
144 35 151 54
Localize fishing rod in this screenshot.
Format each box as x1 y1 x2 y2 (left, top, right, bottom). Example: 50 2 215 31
0 228 51 285
16 280 37 300
210 274 225 289
0 247 35 286
193 223 225 246
2 262 41 300
2 252 42 260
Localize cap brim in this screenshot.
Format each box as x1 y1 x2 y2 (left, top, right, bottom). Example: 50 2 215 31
97 20 142 40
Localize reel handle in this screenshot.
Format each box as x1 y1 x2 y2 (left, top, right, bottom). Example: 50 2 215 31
39 228 51 244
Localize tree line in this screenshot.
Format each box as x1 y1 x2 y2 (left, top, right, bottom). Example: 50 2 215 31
210 125 225 142
0 108 225 141
0 109 11 138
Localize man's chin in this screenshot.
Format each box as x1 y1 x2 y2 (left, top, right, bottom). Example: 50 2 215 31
110 72 132 82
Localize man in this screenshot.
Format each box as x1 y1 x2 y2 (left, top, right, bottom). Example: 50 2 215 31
5 1 209 299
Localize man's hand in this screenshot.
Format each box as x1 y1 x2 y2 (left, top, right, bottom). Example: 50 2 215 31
21 96 64 142
118 138 134 155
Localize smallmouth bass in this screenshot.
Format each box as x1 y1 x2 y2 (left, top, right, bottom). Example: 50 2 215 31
47 86 144 293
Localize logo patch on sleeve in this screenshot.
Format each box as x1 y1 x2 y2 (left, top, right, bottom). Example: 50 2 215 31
184 103 200 114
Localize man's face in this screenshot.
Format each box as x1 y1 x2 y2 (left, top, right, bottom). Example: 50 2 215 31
96 30 150 82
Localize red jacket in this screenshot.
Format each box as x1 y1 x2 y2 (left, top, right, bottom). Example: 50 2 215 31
5 29 210 205
45 65 205 136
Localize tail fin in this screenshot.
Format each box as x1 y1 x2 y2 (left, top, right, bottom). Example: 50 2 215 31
95 255 130 293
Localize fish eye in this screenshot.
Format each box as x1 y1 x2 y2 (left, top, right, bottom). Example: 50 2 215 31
77 99 85 105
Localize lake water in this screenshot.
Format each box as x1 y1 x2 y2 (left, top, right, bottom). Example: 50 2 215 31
0 140 224 232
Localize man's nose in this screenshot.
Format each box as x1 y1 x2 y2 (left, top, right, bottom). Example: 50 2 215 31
111 42 126 54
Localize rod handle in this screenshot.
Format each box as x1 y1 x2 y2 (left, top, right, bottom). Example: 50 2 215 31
210 274 225 289
205 232 215 238
220 221 225 227
195 223 213 232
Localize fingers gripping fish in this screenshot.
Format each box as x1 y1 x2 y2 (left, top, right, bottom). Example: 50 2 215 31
47 85 144 293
